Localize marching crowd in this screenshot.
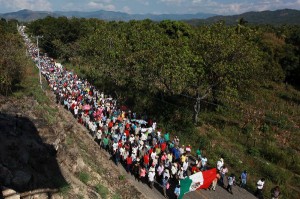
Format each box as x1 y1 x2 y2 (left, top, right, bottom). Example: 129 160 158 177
19 26 280 199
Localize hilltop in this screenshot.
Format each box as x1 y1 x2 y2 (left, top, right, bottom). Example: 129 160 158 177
185 9 300 26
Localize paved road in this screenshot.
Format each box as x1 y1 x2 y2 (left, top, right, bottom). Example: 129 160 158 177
185 184 257 199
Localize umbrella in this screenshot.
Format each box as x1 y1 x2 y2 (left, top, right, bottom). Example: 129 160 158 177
83 104 91 111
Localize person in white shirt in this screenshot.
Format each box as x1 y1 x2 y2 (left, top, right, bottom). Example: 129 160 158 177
255 178 265 199
95 128 102 145
201 156 208 171
217 158 224 171
182 159 189 176
148 170 155 189
177 167 185 180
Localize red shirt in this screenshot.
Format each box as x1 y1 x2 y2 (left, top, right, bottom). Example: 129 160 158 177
108 121 113 128
161 142 167 152
118 141 122 148
127 156 132 165
144 154 149 164
125 129 130 137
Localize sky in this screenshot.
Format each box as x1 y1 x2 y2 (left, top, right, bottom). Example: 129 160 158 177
0 0 300 15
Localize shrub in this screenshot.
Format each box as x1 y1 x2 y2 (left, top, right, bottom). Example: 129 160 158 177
95 184 109 199
78 172 90 184
247 147 260 157
118 174 126 181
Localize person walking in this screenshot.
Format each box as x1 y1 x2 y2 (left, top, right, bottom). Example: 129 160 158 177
210 173 220 191
174 184 180 199
255 178 265 199
148 169 155 189
220 165 228 187
240 170 247 188
227 174 235 194
162 176 169 198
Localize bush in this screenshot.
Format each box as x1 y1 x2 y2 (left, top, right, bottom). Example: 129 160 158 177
95 184 109 199
118 174 126 181
78 172 90 184
247 147 260 157
261 163 291 185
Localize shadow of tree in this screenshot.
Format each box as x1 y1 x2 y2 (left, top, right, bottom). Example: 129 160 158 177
0 112 68 196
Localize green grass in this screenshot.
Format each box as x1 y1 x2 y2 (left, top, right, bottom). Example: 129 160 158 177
95 184 109 199
176 81 300 199
118 174 126 181
112 193 122 199
78 172 90 184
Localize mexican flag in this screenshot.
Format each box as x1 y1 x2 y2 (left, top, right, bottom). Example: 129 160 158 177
179 168 217 199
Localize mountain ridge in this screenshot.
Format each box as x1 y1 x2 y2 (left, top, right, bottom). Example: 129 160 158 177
185 8 300 25
1 9 299 25
0 9 216 21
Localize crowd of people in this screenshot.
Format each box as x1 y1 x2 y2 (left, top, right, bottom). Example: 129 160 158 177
19 26 280 199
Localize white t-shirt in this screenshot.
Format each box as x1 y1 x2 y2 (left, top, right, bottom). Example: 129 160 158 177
217 160 224 170
183 162 189 171
148 171 155 181
257 180 264 189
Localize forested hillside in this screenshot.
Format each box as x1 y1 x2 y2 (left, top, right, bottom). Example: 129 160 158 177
2 16 299 198
0 18 31 95
185 9 300 26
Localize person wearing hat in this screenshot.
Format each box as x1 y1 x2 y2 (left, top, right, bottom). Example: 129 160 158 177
185 144 191 154
240 170 248 188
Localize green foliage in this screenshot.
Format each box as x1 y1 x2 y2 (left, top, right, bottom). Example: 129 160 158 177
118 174 126 181
95 184 109 199
112 193 122 199
0 21 27 95
78 172 90 184
247 147 260 157
260 163 291 185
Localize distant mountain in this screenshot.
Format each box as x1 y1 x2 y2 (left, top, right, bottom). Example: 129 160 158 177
2 9 299 25
185 9 300 26
0 9 59 21
0 10 216 21
0 9 216 22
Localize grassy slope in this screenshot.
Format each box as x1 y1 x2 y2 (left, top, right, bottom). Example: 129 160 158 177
193 82 300 198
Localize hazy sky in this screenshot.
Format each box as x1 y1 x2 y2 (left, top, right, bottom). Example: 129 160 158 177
0 0 299 15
